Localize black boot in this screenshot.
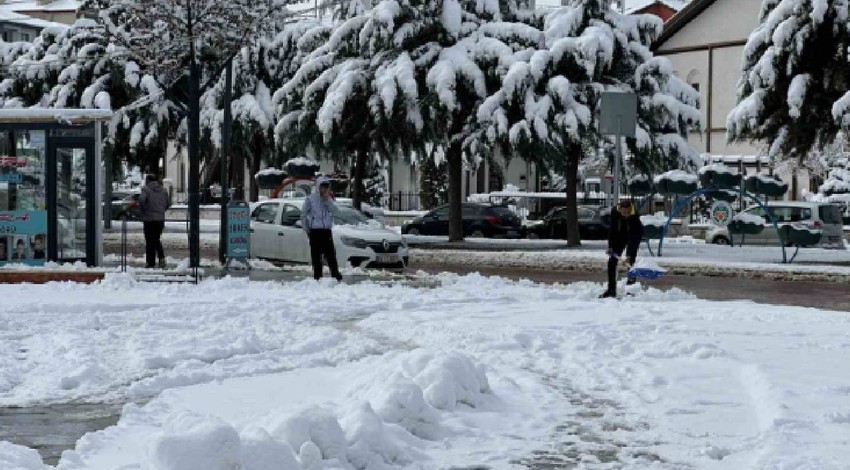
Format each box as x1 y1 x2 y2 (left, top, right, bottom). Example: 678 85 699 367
599 290 617 299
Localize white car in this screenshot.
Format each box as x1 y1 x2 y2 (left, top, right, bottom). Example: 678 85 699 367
249 199 409 270
701 201 844 248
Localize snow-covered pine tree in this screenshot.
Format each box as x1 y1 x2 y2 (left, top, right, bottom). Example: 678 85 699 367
98 0 290 88
274 14 371 205
201 20 323 201
0 18 176 173
728 0 850 160
476 0 700 245
359 0 542 239
276 0 426 209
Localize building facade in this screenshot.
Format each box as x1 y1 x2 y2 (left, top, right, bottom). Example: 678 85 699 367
654 0 812 199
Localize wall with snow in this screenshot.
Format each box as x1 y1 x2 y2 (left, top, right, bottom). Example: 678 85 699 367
658 0 761 50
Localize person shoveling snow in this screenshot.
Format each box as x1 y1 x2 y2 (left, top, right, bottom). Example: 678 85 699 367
600 201 644 299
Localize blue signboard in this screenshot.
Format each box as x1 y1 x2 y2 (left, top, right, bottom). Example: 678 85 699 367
0 210 47 266
227 204 251 260
0 173 23 184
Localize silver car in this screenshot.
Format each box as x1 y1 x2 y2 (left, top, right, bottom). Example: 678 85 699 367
702 202 844 248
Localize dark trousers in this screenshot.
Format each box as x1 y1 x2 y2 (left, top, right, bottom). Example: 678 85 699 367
308 229 341 280
606 248 635 293
143 221 165 268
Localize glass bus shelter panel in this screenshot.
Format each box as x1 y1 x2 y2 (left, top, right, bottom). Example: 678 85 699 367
56 147 88 261
0 130 47 263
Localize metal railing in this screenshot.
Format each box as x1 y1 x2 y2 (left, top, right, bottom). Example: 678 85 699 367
119 215 200 283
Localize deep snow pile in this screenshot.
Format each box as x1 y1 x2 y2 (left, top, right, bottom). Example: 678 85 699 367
1 274 850 469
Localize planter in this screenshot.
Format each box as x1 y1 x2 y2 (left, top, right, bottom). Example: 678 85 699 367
642 224 663 239
698 170 741 190
704 189 738 203
654 170 698 196
628 176 654 196
284 157 320 178
782 225 822 246
255 169 287 190
744 174 788 198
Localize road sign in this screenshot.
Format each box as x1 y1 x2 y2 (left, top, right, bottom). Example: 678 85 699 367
600 92 637 137
600 92 638 205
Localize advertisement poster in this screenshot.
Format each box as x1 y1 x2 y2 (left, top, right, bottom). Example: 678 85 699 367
227 204 250 260
0 210 47 266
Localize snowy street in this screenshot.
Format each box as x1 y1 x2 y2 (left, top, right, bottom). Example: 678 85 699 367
1 274 849 469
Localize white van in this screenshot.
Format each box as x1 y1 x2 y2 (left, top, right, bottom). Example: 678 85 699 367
703 202 844 248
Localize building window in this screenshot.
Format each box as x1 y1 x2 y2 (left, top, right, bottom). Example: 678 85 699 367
2 32 9 42
20 33 30 42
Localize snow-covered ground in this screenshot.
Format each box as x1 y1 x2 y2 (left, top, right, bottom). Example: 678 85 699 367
1 274 849 469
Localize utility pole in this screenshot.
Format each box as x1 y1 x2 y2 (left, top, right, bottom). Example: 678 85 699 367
219 57 233 265
187 1 201 270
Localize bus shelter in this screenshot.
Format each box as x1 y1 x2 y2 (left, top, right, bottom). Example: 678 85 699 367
0 109 111 267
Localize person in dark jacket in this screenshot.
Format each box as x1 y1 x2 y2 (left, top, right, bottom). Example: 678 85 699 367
600 200 643 298
301 176 343 281
139 174 170 268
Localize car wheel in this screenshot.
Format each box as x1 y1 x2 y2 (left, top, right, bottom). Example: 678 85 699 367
470 230 485 238
407 227 420 236
712 236 730 245
527 232 540 240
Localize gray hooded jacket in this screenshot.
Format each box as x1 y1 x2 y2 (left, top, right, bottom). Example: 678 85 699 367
139 181 170 222
301 176 337 232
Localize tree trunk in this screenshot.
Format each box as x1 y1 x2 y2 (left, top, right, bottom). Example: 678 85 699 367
351 142 368 210
565 144 581 247
249 152 260 202
447 137 464 242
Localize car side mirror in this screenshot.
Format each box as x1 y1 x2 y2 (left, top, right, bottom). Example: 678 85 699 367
294 220 302 228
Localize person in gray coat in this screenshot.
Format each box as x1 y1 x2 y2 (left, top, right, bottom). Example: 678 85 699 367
139 174 170 268
301 176 343 281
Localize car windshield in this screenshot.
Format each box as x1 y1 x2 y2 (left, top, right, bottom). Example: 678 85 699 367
334 208 369 225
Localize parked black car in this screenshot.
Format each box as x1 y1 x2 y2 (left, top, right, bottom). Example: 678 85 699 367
401 203 522 238
523 206 611 240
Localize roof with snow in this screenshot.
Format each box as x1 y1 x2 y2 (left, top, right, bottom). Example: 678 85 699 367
624 0 687 15
535 0 687 16
0 8 64 28
0 0 79 13
0 108 112 123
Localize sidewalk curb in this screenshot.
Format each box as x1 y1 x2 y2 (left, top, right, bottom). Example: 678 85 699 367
411 249 850 283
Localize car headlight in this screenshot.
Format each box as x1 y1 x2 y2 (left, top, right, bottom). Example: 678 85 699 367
341 236 369 249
